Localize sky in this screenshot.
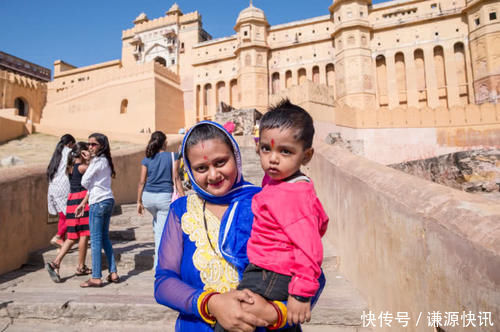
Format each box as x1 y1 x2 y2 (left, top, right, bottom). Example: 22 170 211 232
0 0 389 72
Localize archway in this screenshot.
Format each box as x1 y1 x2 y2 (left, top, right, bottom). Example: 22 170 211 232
154 56 167 66
14 97 28 116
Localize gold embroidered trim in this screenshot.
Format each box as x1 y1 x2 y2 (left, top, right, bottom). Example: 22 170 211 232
181 195 239 293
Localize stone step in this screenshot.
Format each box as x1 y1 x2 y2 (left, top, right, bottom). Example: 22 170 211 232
1 318 176 332
0 258 366 330
27 239 155 272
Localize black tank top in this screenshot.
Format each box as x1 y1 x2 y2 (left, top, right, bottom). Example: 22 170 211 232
70 163 85 193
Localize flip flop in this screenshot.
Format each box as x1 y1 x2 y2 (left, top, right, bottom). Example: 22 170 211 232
106 274 120 283
80 279 103 288
46 262 61 283
75 265 92 276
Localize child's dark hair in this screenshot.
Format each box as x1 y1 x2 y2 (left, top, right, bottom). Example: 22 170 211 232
185 124 234 156
89 133 116 178
66 142 88 175
259 99 315 149
146 131 166 158
47 134 76 181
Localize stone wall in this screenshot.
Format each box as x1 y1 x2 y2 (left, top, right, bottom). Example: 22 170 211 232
0 138 181 275
317 121 500 165
0 109 29 143
308 141 500 332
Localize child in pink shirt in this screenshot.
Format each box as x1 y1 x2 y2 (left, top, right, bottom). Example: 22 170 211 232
215 99 329 331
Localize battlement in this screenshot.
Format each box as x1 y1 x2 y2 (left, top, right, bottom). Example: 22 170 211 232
122 11 200 39
0 69 45 89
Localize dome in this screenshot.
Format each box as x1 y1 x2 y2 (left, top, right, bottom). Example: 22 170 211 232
236 3 267 24
166 3 183 16
133 12 149 25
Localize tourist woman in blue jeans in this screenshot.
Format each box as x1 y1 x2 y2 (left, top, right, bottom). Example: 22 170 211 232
76 133 119 287
137 131 185 269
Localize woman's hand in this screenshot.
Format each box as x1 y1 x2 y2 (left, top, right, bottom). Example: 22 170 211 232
137 202 144 216
75 204 85 218
207 290 268 332
239 289 278 326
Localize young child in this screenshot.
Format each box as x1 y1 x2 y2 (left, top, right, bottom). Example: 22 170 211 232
46 142 91 283
216 99 329 331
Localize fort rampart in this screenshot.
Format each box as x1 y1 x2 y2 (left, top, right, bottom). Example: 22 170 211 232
309 141 500 332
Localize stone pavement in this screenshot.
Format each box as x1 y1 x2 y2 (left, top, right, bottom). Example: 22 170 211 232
0 144 372 332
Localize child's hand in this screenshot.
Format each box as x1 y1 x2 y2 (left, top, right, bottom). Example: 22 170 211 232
81 150 90 161
287 295 311 325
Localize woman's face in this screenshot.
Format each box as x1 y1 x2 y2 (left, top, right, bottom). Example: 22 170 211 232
88 137 101 157
187 138 237 196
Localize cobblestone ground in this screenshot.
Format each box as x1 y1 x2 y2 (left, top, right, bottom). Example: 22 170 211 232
0 133 142 168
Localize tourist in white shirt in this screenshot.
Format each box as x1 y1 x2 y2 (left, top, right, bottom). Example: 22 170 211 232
75 133 119 287
47 134 75 248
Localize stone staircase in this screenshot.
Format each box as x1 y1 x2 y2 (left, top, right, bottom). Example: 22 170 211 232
0 144 371 332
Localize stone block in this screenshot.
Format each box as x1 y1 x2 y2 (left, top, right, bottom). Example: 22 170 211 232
376 108 392 127
480 103 497 123
420 107 435 127
405 107 420 127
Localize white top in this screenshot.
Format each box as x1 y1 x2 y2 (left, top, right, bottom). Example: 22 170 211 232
82 156 114 205
47 146 71 215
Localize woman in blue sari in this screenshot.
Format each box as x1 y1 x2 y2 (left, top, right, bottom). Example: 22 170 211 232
154 121 323 331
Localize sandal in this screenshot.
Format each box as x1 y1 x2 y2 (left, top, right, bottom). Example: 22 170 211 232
106 273 120 283
75 265 92 276
46 262 61 283
80 279 103 288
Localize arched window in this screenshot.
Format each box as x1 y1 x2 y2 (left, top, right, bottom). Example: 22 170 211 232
434 46 448 107
395 52 407 105
216 81 226 106
376 55 388 107
326 63 335 87
414 49 427 106
285 71 292 88
120 99 128 114
312 66 320 84
454 42 469 104
230 79 238 106
298 68 306 85
14 97 28 116
271 73 280 94
154 56 166 66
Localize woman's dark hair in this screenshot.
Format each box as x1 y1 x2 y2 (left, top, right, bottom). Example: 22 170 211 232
146 131 167 158
185 124 234 158
47 134 76 181
259 98 315 149
66 142 88 176
89 133 116 178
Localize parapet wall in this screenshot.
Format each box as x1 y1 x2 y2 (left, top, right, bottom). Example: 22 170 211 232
309 142 500 332
0 109 29 143
336 103 500 129
0 137 181 274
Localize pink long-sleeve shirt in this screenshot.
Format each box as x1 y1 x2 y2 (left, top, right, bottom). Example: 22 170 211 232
246 176 329 297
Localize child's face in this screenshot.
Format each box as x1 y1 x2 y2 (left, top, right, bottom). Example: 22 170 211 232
187 138 238 196
258 128 313 181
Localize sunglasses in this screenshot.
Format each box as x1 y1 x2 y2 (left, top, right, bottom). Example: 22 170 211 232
88 142 99 147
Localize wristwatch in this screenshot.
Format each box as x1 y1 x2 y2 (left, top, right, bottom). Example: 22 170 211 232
291 295 311 303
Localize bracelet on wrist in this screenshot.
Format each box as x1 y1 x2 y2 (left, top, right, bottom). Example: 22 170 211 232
197 291 219 325
267 300 287 330
291 294 312 303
